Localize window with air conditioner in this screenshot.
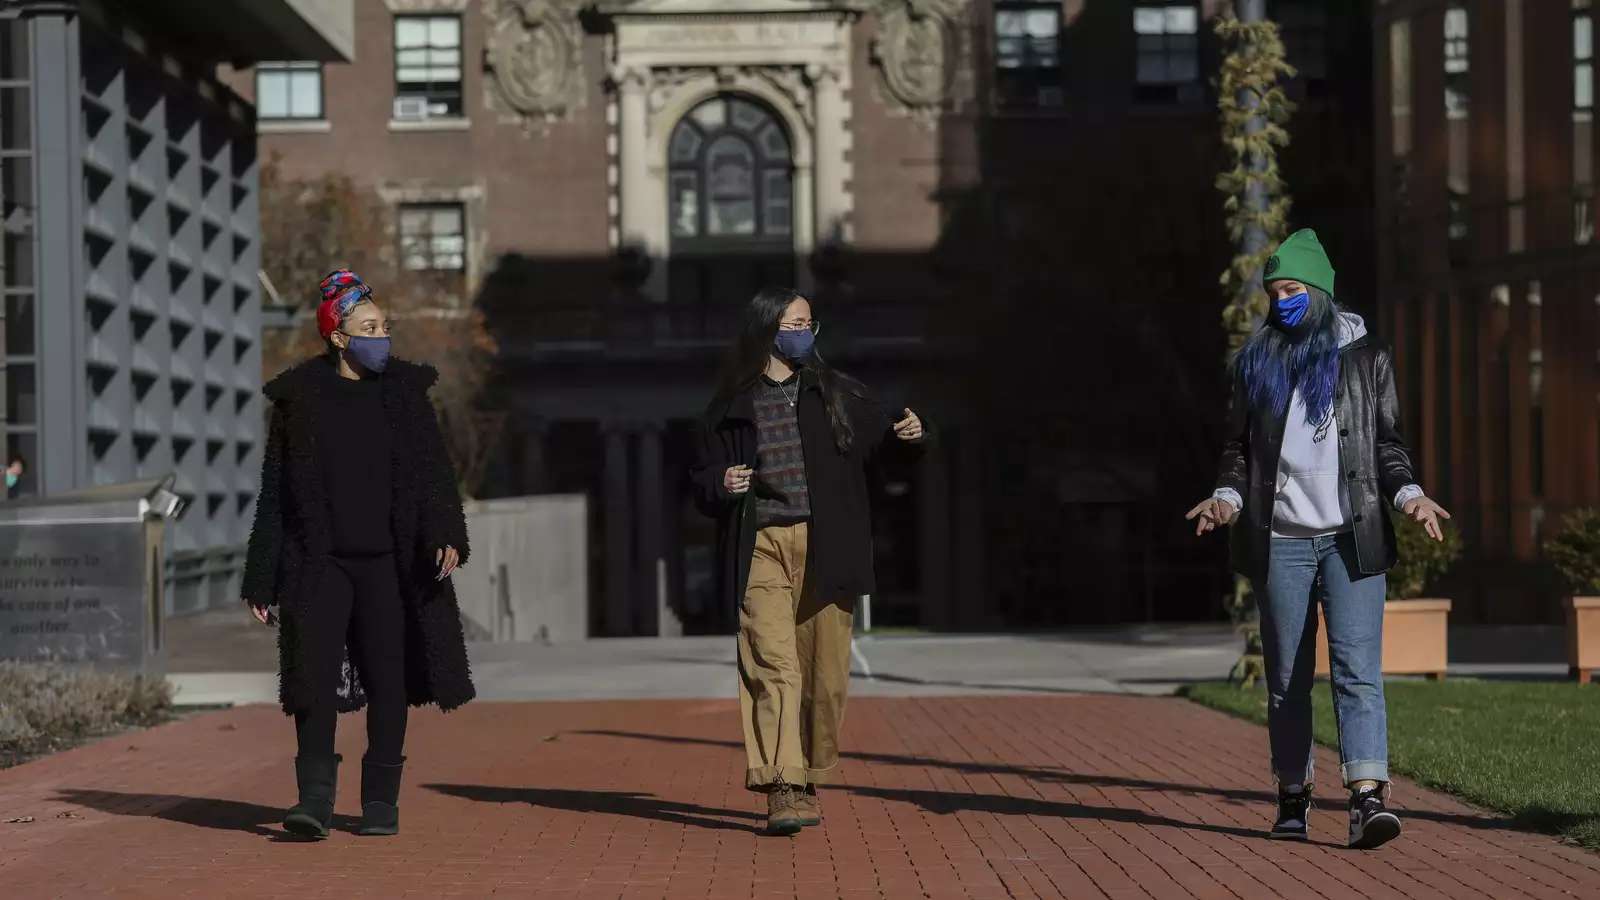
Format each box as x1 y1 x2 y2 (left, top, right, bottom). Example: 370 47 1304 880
393 15 463 119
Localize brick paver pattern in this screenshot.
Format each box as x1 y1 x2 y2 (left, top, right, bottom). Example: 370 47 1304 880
1 695 1597 899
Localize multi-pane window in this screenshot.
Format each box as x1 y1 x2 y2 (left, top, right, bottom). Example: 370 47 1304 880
668 97 792 240
1444 7 1469 244
1133 4 1200 101
393 16 462 118
666 95 796 311
255 62 323 120
1 17 36 497
399 203 466 271
1444 7 1469 120
994 4 1063 108
1390 19 1412 158
1578 2 1594 115
1274 1 1327 84
1576 0 1594 244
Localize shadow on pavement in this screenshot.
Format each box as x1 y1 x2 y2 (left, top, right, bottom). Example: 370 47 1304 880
837 784 1264 839
566 730 1530 836
52 788 333 840
651 656 1117 695
423 784 760 833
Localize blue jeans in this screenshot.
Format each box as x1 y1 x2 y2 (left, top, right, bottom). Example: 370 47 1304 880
1257 533 1389 787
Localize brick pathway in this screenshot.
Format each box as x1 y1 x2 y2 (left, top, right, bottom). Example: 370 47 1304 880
1 695 1596 899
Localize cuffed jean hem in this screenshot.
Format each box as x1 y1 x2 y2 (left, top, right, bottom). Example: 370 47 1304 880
745 765 809 792
806 763 840 785
1341 760 1389 786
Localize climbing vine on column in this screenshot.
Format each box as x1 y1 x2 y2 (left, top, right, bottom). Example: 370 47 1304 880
1214 11 1296 687
1215 12 1296 354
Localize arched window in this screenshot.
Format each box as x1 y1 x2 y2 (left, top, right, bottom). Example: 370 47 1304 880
667 95 795 310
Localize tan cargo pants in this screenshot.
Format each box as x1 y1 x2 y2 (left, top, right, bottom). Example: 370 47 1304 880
737 521 855 792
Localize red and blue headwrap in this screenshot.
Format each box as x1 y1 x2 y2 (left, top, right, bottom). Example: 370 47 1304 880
316 268 373 338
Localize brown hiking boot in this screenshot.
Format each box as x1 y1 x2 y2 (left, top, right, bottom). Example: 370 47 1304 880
794 785 821 826
766 782 804 836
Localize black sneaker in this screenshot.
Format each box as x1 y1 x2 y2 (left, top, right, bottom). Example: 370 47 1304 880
1348 785 1402 849
1270 786 1312 840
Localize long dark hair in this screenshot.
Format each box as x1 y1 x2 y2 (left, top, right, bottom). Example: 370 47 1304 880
1234 286 1343 426
710 286 861 454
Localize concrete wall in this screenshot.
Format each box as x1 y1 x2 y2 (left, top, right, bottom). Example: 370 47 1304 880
455 494 588 643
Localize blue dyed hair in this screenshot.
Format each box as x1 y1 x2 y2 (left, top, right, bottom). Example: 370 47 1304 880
1234 287 1342 426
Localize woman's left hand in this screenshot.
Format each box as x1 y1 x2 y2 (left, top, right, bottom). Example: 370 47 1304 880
436 545 460 581
1402 496 1452 542
893 408 924 442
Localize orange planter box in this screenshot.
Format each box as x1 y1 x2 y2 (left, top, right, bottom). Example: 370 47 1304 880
1313 599 1451 680
1566 597 1600 684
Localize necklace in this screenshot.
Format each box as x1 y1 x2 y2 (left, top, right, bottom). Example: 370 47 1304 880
778 378 797 407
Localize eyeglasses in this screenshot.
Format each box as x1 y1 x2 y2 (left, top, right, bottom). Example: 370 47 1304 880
778 320 820 335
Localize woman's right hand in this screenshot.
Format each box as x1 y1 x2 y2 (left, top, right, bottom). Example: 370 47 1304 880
724 465 753 495
1185 497 1238 536
248 603 272 626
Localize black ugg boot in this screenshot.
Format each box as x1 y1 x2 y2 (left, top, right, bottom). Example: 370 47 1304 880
283 754 341 839
357 757 404 836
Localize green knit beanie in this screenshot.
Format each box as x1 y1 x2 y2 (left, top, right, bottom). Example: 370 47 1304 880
1262 228 1336 298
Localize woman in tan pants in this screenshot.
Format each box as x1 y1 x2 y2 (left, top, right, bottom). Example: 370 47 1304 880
691 286 928 835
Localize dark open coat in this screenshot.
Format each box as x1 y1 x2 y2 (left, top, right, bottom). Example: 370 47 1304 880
242 357 475 715
690 369 926 612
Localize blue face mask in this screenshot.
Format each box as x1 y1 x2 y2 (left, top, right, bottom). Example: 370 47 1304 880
342 335 392 374
4 473 16 489
774 329 815 361
1269 291 1312 334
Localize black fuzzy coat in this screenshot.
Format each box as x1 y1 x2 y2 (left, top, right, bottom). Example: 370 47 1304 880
241 357 475 715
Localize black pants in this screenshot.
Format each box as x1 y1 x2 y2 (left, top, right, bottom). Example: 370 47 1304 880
294 554 408 765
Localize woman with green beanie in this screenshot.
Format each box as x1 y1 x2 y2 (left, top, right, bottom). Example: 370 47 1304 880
1186 229 1450 849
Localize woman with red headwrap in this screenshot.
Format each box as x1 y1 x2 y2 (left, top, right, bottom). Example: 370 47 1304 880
242 269 475 839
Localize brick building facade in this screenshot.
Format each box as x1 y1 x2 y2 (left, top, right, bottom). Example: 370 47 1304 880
1375 0 1600 621
228 0 1379 633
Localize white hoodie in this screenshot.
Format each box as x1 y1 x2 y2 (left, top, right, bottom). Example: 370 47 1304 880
1216 313 1423 534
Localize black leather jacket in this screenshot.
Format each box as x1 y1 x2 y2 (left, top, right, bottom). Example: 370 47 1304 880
1215 335 1419 583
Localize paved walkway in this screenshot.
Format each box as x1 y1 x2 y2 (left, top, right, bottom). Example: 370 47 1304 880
161 616 1249 705
2 695 1597 899
164 614 1577 708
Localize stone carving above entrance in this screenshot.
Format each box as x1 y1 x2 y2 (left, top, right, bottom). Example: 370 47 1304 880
484 0 588 128
870 0 971 117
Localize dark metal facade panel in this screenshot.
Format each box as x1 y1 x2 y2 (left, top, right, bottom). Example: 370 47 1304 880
7 8 263 577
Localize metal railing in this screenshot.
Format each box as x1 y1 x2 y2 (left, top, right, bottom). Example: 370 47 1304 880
505 295 953 354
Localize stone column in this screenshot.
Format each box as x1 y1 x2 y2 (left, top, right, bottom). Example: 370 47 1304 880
635 422 682 636
27 3 87 494
518 418 549 496
602 424 634 635
952 428 986 631
809 63 849 248
917 435 953 630
614 67 666 301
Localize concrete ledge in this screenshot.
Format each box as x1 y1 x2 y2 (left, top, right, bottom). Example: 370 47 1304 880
388 118 471 133
168 672 278 707
257 119 332 134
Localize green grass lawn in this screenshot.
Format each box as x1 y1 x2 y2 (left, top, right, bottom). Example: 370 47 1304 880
1182 679 1600 850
